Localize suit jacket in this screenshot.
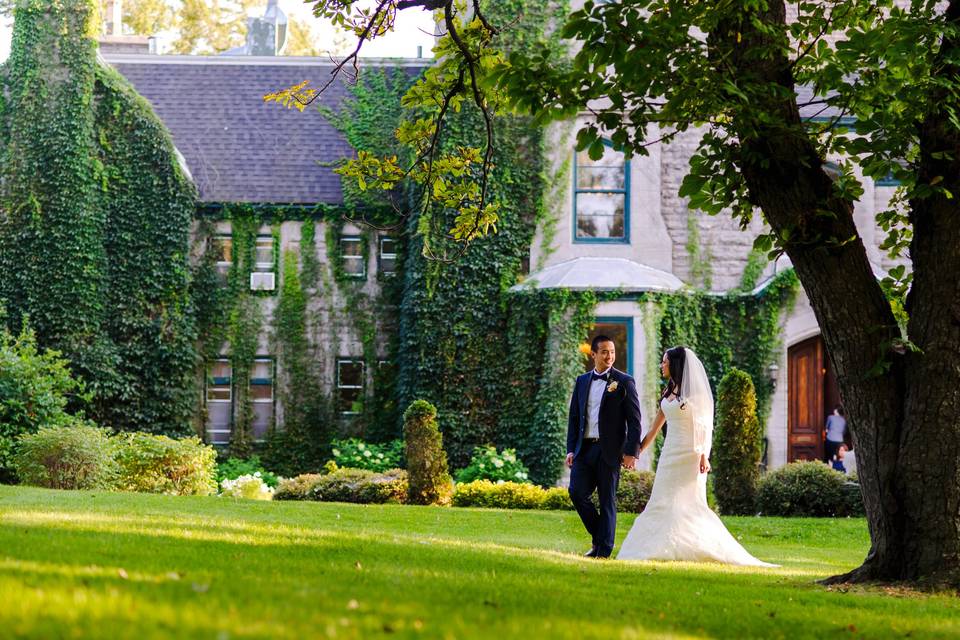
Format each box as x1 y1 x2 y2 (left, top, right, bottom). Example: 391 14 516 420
566 367 643 467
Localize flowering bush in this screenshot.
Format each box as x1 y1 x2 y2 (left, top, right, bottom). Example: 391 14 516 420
220 473 275 500
217 455 279 488
455 446 530 484
330 438 404 472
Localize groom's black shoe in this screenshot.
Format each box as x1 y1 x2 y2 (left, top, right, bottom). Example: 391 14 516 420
583 546 599 558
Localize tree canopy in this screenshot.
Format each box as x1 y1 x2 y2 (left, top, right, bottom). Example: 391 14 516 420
279 0 960 588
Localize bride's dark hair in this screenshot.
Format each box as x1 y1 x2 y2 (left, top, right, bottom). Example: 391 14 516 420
662 346 687 405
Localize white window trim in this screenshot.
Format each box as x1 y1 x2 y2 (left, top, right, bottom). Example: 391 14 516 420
337 358 364 415
250 358 274 404
212 235 233 273
379 236 397 274
206 358 232 403
254 235 275 273
341 237 366 278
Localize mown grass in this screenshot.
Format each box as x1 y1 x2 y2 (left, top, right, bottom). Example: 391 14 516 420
1 485 956 639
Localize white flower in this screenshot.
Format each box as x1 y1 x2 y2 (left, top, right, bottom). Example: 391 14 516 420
332 449 341 457
363 450 372 457
492 459 504 468
219 473 273 500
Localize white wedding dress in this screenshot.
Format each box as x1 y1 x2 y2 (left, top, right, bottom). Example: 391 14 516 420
617 395 777 567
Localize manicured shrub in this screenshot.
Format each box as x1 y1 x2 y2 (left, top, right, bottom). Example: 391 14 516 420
452 480 545 509
756 461 863 517
113 432 217 496
0 320 90 481
541 487 575 510
713 369 763 515
219 473 274 500
273 473 325 501
403 400 452 505
617 469 656 513
455 446 530 484
13 421 116 490
591 469 656 513
841 481 866 517
217 455 279 488
308 468 407 504
330 438 404 472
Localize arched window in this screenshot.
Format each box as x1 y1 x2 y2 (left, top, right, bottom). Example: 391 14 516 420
574 140 630 242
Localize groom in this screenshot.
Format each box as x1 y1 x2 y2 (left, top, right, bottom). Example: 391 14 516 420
566 335 642 558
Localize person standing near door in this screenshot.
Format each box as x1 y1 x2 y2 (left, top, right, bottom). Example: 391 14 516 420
824 404 847 462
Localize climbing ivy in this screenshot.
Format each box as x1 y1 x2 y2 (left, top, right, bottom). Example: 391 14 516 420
648 269 800 427
0 0 197 434
385 0 576 484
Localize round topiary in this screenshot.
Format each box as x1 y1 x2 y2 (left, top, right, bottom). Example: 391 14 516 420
756 461 857 517
403 400 452 505
713 368 763 515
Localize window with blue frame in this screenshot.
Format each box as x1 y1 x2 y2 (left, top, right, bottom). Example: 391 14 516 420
574 141 629 243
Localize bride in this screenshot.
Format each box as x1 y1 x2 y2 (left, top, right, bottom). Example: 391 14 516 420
617 346 777 566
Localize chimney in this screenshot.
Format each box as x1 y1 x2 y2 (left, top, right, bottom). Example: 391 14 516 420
245 0 288 56
98 0 152 55
103 0 122 36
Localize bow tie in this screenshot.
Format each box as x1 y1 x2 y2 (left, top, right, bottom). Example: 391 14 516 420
591 372 609 382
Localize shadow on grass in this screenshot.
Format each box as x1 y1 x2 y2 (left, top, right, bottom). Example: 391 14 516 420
0 488 956 639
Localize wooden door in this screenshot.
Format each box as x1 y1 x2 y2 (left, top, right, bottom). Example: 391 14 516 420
788 337 825 461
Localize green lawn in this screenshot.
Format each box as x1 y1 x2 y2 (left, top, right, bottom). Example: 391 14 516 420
1 486 956 639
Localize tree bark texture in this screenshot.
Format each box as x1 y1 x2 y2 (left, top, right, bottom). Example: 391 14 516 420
715 0 959 586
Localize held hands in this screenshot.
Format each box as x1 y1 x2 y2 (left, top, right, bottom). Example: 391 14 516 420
621 455 636 470
565 452 574 468
699 454 711 475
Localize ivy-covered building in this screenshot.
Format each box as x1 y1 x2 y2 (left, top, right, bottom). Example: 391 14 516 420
108 52 427 458
0 0 905 482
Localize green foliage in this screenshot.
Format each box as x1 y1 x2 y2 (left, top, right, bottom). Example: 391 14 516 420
263 244 334 475
652 269 800 426
389 2 578 489
0 317 90 480
308 467 407 505
403 400 452 505
713 369 763 516
216 455 279 488
273 473 325 501
455 445 530 484
452 479 548 510
756 462 864 518
0 1 197 437
331 438 404 473
590 469 656 514
112 432 217 496
12 421 117 490
540 486 575 510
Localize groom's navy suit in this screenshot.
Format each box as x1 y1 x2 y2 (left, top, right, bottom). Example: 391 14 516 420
567 367 642 557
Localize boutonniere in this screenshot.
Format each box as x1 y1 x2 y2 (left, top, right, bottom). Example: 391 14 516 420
606 380 619 393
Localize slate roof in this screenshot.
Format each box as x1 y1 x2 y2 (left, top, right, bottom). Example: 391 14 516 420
105 54 429 204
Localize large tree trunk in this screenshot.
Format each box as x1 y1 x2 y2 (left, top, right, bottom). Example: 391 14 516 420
716 1 960 586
